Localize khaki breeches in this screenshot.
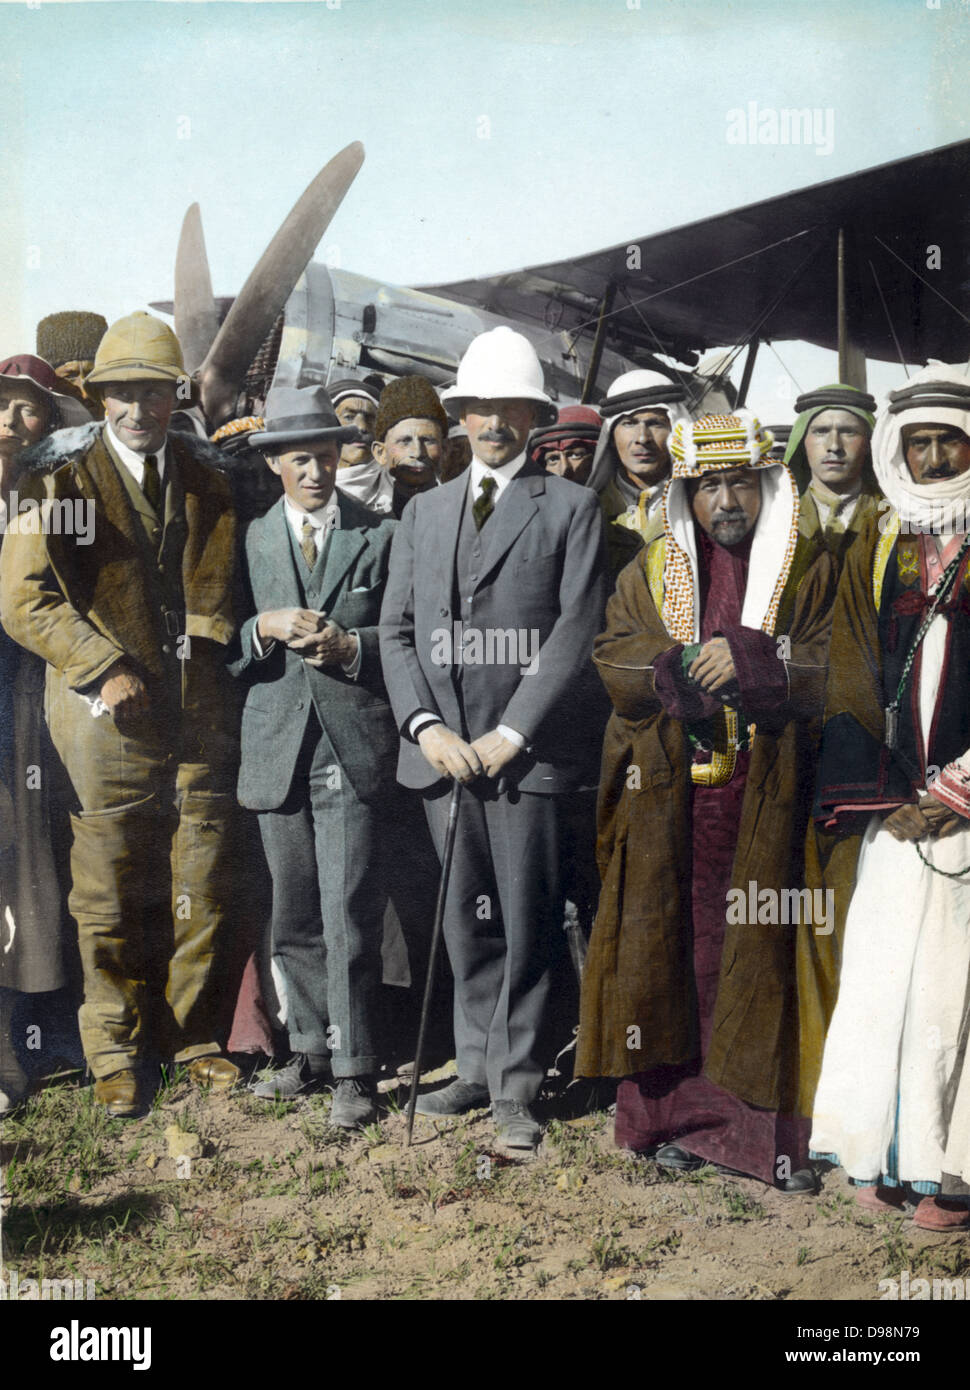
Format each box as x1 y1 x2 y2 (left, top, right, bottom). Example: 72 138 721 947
47 671 237 1078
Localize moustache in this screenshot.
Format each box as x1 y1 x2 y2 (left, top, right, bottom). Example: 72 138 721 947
922 468 958 480
479 430 515 443
711 508 748 525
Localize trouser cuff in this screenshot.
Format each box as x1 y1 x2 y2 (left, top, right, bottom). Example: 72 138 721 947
330 1055 378 1078
174 1043 221 1063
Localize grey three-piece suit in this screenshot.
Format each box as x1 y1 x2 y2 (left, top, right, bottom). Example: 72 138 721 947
231 490 398 1076
379 459 608 1100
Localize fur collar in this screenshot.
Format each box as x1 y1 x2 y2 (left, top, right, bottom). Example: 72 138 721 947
17 422 230 477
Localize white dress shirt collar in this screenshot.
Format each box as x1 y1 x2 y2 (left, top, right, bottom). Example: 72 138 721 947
105 423 167 486
468 450 527 503
283 494 340 552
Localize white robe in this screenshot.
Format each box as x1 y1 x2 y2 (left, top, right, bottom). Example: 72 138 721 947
942 974 970 1189
810 609 970 1185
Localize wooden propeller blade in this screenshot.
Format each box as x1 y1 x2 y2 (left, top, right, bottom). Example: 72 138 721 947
199 141 365 426
175 203 220 376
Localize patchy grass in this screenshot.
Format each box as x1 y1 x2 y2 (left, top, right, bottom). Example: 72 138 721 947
1 1070 933 1301
590 1228 635 1271
720 1186 768 1223
879 1225 912 1278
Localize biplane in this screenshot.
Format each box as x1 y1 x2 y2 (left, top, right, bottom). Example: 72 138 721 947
155 138 970 433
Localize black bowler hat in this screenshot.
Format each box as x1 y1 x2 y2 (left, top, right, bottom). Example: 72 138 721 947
250 385 360 451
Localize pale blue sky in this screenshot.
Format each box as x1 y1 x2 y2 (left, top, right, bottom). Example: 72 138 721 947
1 0 966 418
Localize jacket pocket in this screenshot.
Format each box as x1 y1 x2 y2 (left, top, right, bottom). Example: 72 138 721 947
512 548 562 576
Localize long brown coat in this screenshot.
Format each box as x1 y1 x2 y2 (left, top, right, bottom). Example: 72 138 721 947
576 535 836 1114
0 570 65 992
0 430 236 694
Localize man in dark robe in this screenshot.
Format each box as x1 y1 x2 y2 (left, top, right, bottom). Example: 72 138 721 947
577 411 836 1190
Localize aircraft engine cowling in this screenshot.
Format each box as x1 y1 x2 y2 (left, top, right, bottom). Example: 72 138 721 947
270 263 641 405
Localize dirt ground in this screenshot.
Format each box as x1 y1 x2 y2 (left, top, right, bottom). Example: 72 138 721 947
3 1058 969 1303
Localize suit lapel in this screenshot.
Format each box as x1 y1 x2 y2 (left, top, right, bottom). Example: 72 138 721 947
476 470 544 587
433 476 468 588
100 429 162 526
79 435 145 549
318 523 368 612
56 435 163 677
257 499 305 605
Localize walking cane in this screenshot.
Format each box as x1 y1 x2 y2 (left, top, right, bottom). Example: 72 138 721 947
406 777 463 1146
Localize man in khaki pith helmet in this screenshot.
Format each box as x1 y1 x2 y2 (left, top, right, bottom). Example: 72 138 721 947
0 311 242 1118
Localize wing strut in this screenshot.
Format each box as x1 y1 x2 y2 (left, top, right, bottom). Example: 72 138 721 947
837 228 868 390
736 340 760 407
580 281 616 403
868 259 910 380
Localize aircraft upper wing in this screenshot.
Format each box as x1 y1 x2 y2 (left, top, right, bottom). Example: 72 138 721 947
420 140 970 368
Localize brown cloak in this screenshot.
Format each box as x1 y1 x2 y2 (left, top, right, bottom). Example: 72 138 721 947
576 536 836 1115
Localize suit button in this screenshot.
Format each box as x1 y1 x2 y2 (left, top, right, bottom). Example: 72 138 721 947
162 644 171 654
470 574 478 583
440 609 448 618
296 701 304 710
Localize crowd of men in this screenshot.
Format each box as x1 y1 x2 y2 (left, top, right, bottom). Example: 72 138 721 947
1 307 968 1230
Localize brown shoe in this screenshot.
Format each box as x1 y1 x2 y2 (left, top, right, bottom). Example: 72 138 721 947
854 1184 905 1213
186 1056 241 1089
93 1069 143 1118
912 1196 970 1231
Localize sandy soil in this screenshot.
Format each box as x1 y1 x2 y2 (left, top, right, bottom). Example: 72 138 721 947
3 1060 968 1303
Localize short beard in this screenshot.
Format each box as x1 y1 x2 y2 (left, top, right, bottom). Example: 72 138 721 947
710 512 752 547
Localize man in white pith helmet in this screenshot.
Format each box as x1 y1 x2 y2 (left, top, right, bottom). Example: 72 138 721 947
379 326 608 1152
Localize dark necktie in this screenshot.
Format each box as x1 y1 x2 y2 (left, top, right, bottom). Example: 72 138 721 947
142 453 161 514
473 475 497 530
300 517 318 569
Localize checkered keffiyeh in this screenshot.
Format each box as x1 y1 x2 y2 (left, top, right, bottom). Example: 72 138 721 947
661 412 797 643
669 411 775 477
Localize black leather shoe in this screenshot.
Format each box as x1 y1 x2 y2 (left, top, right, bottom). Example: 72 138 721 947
493 1099 542 1150
655 1143 705 1171
329 1076 378 1129
413 1077 490 1116
0 1044 29 1114
250 1053 330 1100
776 1168 818 1195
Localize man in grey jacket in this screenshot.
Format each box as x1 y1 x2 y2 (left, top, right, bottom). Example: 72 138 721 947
231 386 398 1127
379 328 608 1150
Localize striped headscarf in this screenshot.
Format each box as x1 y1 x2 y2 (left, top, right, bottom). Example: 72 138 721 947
661 411 799 643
